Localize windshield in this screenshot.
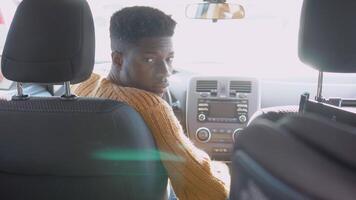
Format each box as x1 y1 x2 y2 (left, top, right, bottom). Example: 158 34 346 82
0 0 327 78
88 0 315 78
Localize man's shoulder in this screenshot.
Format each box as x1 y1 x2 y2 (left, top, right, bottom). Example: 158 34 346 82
122 87 169 109
73 73 170 109
72 73 102 96
84 73 101 84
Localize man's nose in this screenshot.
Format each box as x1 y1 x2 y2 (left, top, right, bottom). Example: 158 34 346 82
157 60 172 76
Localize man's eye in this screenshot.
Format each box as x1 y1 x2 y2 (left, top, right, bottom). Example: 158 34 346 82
144 58 154 63
167 57 174 63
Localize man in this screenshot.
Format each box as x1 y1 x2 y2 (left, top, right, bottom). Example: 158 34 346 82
73 6 230 200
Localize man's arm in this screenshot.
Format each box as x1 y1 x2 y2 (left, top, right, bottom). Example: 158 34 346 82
137 101 230 200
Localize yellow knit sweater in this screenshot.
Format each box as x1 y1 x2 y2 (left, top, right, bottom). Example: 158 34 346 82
73 73 230 200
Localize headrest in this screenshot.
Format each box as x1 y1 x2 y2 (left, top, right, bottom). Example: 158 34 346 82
298 0 356 73
1 0 95 84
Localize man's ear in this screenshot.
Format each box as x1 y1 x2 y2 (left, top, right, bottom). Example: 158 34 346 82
111 51 123 70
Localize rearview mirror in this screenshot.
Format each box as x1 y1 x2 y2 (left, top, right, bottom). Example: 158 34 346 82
186 3 245 20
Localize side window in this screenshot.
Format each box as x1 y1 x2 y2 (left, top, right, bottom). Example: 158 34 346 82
0 8 7 53
0 0 21 55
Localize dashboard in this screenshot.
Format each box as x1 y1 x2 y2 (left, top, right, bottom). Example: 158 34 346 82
168 70 356 161
185 76 260 161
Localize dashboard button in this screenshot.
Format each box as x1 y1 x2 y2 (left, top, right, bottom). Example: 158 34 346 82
198 103 209 107
213 148 221 153
237 104 248 108
213 148 229 153
198 107 209 111
200 93 209 97
237 108 248 112
196 127 211 143
239 94 247 98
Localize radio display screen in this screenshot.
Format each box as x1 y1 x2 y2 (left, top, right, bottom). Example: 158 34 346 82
209 102 236 118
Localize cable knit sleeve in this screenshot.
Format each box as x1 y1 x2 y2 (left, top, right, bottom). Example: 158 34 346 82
130 95 230 200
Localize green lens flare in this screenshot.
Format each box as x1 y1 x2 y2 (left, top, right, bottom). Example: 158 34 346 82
93 149 184 162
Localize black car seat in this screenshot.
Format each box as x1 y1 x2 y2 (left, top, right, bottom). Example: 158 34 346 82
230 114 356 200
248 105 299 126
0 0 168 199
230 0 356 199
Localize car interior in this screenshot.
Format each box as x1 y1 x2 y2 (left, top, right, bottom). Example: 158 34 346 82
0 0 356 199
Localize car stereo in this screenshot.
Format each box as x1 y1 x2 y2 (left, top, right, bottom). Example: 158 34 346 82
197 99 248 123
186 76 260 160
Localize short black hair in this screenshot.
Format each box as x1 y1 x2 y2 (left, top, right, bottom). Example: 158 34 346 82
110 6 176 47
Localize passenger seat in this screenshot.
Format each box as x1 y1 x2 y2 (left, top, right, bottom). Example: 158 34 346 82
0 0 168 199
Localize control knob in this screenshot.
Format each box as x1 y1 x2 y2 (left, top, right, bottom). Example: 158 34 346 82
232 128 243 143
198 113 206 122
239 115 247 123
196 127 211 143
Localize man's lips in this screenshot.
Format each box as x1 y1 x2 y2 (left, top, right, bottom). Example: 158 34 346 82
153 81 169 89
152 78 170 92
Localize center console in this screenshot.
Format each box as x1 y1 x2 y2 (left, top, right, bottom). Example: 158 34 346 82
186 76 260 160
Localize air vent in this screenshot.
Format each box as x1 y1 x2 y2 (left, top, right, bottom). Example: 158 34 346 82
230 81 252 93
196 80 218 92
